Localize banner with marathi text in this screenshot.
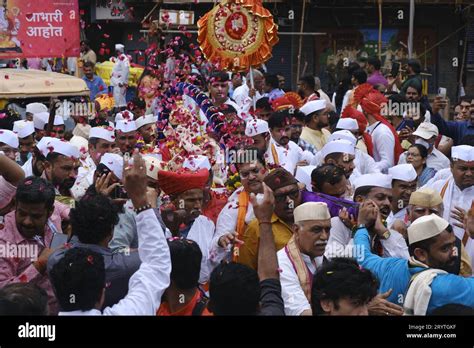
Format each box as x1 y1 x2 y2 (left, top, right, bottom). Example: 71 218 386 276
0 0 79 58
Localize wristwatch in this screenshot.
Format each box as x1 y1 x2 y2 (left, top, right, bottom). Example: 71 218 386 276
381 229 391 240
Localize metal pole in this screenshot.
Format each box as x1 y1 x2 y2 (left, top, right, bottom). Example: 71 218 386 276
139 30 326 36
408 0 415 59
378 0 382 61
296 0 307 82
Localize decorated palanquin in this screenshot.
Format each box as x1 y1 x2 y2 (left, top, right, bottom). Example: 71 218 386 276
197 0 278 72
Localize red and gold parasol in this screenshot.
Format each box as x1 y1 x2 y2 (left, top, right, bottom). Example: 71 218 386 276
197 0 278 72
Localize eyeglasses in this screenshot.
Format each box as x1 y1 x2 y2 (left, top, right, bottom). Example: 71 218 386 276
274 189 300 203
291 124 303 130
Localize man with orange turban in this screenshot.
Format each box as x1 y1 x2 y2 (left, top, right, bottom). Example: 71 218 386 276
159 168 224 285
352 83 403 173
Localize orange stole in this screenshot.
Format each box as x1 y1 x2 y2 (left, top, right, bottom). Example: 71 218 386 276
284 236 312 302
233 190 250 262
271 143 280 165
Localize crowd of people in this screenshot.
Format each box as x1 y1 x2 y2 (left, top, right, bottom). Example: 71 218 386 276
0 33 473 317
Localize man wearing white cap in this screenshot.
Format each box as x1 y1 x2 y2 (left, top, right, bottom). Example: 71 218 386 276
325 173 409 261
110 43 130 108
334 117 369 155
319 130 380 179
398 122 450 171
33 112 65 141
42 138 81 206
289 110 318 155
0 129 19 162
13 120 35 165
71 126 117 200
277 202 331 316
135 114 157 147
319 139 356 198
354 210 474 314
299 100 331 151
265 110 314 175
403 187 472 277
425 145 474 263
245 118 270 156
386 164 418 227
115 120 137 154
25 103 47 122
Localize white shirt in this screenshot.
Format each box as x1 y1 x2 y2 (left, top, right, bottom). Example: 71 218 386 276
233 83 263 119
424 168 451 187
59 209 171 315
110 54 130 86
386 207 408 227
426 177 474 263
277 247 323 316
366 121 395 173
165 215 222 284
265 137 313 175
398 147 450 172
21 157 33 177
214 187 257 239
325 216 409 260
70 155 96 201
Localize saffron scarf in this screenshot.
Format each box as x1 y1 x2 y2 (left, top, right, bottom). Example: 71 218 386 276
284 235 312 302
233 190 250 262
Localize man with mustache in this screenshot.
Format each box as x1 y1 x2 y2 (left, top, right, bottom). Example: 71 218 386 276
0 177 59 314
135 114 157 150
264 110 314 175
159 168 220 285
71 126 117 201
386 164 418 228
277 202 331 316
325 173 409 260
12 120 35 166
213 148 267 263
299 100 331 151
425 145 474 264
42 138 80 207
115 120 138 155
354 207 474 315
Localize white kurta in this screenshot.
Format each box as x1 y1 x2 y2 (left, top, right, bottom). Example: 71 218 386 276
277 248 323 316
71 155 96 201
386 207 408 228
427 177 474 263
265 138 313 175
232 84 262 120
110 54 130 107
59 209 171 315
424 168 451 187
366 121 395 173
166 215 222 284
325 216 409 260
21 157 33 177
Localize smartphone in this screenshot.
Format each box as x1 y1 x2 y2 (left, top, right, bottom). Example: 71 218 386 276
438 87 447 98
111 185 128 200
50 233 69 248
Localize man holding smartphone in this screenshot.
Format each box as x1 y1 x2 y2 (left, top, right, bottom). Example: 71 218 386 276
71 126 117 201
